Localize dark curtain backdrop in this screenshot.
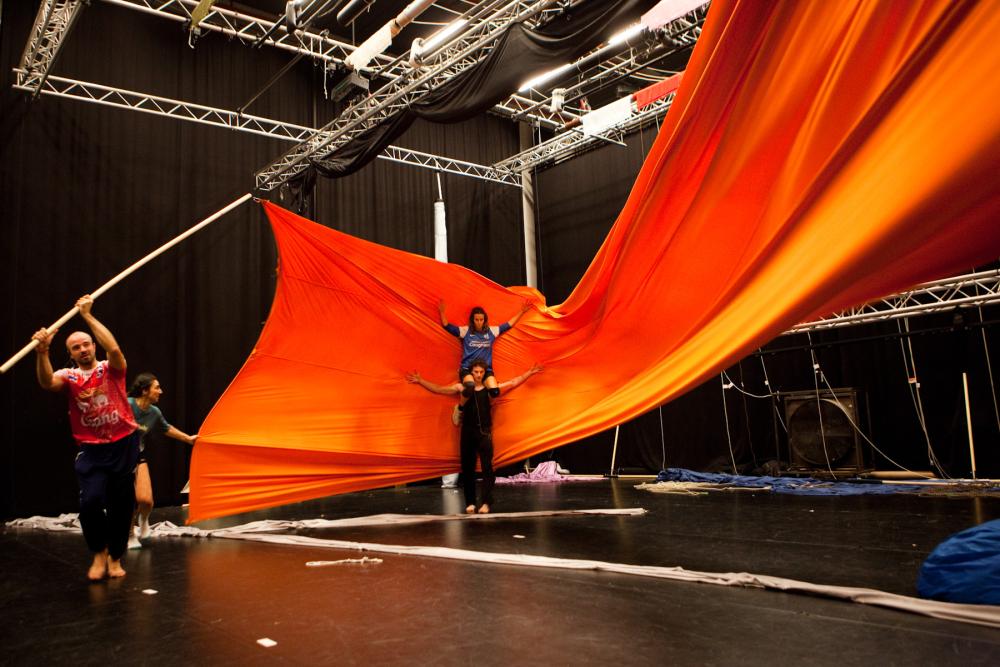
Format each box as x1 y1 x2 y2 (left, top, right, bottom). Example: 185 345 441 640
536 127 1000 478
0 1 520 518
4 3 997 520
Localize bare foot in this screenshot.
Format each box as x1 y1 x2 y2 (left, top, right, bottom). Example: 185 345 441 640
87 551 108 581
477 504 490 514
107 558 127 578
465 505 476 514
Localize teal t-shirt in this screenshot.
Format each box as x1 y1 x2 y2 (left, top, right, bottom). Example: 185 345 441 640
128 397 170 452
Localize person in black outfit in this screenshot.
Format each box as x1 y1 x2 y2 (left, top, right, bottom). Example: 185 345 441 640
407 359 543 514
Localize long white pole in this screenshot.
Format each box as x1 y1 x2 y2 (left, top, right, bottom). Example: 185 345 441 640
609 425 620 477
963 372 978 480
1 193 254 374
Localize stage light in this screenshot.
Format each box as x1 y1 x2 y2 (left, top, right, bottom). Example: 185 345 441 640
421 18 468 55
608 23 644 47
517 63 571 93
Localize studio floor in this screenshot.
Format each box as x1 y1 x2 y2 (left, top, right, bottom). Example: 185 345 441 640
3 478 1000 666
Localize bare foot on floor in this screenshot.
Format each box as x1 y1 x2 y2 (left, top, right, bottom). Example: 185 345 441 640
107 558 126 578
88 551 108 581
477 504 490 514
465 505 476 514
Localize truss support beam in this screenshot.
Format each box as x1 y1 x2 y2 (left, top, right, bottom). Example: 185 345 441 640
494 94 675 173
16 0 87 96
255 0 560 192
12 72 520 187
100 0 394 68
787 270 1000 334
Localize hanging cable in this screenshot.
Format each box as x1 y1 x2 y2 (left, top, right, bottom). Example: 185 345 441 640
720 373 738 474
758 351 787 434
897 318 950 478
977 305 1000 437
721 369 773 399
658 405 667 471
813 360 935 479
806 333 836 478
737 361 758 468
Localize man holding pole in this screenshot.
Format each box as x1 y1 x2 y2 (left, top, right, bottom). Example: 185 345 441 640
32 295 140 581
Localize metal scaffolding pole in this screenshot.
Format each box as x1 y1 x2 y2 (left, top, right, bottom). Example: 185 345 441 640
101 0 389 68
254 0 560 191
787 269 1000 334
495 94 675 173
17 0 87 96
11 72 521 187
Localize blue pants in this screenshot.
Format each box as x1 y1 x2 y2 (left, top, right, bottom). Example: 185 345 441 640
75 431 140 559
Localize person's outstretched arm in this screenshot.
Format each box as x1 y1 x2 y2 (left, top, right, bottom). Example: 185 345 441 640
439 300 462 336
165 425 197 445
32 328 63 392
406 371 462 395
438 300 450 328
77 295 125 372
497 363 544 393
504 301 532 331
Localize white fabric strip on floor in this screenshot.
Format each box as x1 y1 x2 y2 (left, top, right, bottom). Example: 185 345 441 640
8 509 999 629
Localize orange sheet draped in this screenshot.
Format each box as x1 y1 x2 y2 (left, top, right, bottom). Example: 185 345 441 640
190 0 1000 522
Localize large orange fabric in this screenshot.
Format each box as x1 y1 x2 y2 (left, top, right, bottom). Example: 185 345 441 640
190 0 1000 522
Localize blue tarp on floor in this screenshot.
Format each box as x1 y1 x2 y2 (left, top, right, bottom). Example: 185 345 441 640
656 468 927 495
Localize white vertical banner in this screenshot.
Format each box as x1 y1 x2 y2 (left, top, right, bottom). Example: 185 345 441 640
434 199 448 262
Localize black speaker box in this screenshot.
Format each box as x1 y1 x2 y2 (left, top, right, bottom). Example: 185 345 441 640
783 389 868 474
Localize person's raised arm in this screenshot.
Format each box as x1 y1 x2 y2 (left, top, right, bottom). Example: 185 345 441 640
32 328 63 392
165 425 197 445
77 295 125 372
406 371 462 396
498 362 543 393
504 300 532 330
438 300 450 328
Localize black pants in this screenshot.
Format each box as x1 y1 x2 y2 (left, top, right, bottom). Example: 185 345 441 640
460 428 494 508
75 431 140 559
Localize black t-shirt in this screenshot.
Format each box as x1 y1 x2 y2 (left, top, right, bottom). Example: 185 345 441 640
461 388 493 433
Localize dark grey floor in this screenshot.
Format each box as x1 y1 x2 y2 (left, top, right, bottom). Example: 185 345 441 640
3 479 1000 666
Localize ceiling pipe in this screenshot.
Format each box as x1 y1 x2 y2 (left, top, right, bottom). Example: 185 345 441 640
344 0 437 71
336 0 376 26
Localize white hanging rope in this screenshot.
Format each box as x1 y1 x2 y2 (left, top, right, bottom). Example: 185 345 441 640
977 306 1000 436
814 364 935 479
720 373 738 474
1 193 254 374
737 362 758 468
897 319 950 478
657 404 666 470
806 334 836 477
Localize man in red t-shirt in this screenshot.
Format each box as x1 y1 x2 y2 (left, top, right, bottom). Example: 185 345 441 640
33 295 139 581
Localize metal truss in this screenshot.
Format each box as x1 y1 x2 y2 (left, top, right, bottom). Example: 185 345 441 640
101 0 397 68
16 0 86 96
788 269 1000 334
494 94 674 173
12 72 520 187
508 6 706 123
255 0 561 192
380 145 520 186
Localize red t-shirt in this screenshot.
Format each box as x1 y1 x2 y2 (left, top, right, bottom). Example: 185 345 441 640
55 360 138 444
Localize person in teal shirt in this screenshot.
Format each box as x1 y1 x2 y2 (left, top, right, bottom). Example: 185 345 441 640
127 372 196 548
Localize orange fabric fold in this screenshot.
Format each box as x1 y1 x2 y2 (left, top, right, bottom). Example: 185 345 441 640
190 0 1000 522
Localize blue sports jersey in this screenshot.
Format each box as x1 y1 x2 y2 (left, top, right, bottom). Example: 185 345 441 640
445 322 511 370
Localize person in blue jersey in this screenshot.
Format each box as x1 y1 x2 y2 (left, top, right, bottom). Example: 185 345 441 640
438 299 531 398
126 373 196 549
